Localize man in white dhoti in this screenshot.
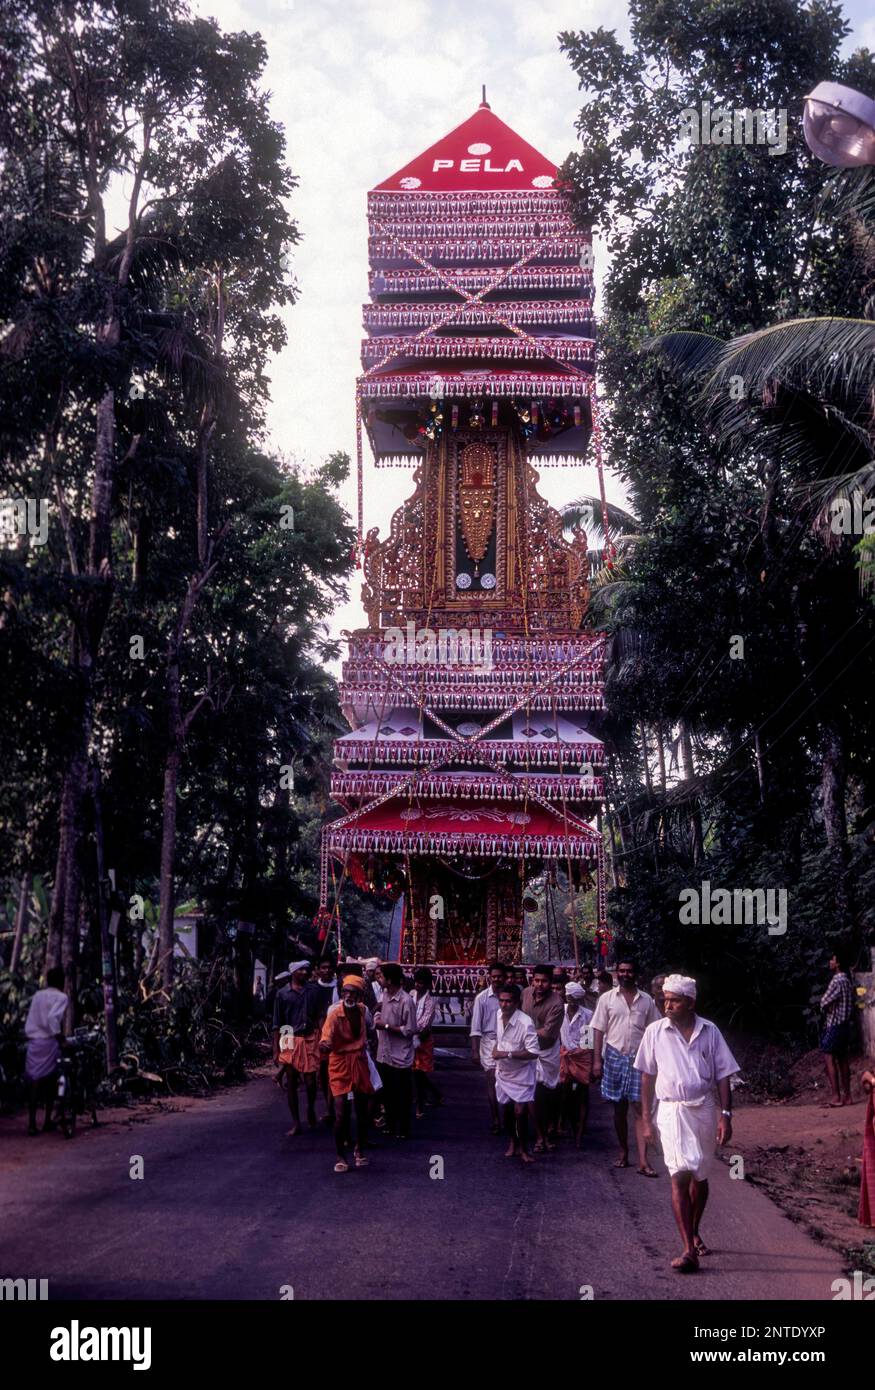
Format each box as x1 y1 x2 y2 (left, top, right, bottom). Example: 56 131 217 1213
493 983 540 1164
634 974 738 1273
469 961 508 1134
24 967 68 1135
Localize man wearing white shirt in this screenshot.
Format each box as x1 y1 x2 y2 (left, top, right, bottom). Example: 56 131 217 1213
469 960 508 1134
493 983 540 1164
634 973 739 1274
24 967 68 1135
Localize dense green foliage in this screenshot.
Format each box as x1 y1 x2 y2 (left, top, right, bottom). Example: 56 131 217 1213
560 0 875 1036
0 0 379 1076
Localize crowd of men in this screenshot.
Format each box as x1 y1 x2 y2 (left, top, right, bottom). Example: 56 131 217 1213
270 953 739 1272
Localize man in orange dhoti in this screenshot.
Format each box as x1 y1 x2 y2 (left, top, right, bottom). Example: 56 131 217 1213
320 977 374 1173
272 962 325 1136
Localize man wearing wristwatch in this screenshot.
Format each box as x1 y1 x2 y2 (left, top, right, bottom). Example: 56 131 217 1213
634 974 739 1275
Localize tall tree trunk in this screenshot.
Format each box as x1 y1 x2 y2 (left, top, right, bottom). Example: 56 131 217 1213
602 802 620 889
157 662 183 992
639 723 659 873
655 724 667 795
10 870 32 973
754 730 767 805
820 719 851 925
92 765 119 1071
45 60 151 1002
679 722 704 864
155 266 224 992
639 722 653 796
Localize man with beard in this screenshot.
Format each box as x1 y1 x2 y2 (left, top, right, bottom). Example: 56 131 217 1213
469 961 508 1134
635 974 738 1272
493 983 540 1163
521 965 564 1152
591 957 660 1175
272 961 325 1135
320 976 375 1172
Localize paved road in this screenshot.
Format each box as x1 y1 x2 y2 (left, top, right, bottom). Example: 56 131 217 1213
1 1053 844 1301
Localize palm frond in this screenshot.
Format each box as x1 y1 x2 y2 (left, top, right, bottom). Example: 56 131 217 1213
653 318 875 422
821 164 875 233
703 318 875 418
646 330 726 379
802 461 875 546
562 494 641 543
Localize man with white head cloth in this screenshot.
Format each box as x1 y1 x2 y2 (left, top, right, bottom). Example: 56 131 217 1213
559 981 594 1146
634 974 739 1273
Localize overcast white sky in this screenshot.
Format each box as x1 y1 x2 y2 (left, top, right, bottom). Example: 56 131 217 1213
189 0 875 638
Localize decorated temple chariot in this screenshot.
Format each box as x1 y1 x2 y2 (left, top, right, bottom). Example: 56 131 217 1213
315 97 612 992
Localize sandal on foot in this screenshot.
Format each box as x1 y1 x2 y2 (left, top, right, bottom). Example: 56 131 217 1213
637 1165 659 1178
671 1254 699 1273
334 1160 349 1173
613 1156 629 1168
693 1237 710 1256
354 1153 369 1168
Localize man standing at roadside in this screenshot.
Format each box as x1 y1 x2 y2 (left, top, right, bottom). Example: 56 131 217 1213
470 961 508 1134
24 967 68 1135
819 949 855 1107
522 964 564 1152
635 974 738 1273
373 962 417 1139
591 957 660 1175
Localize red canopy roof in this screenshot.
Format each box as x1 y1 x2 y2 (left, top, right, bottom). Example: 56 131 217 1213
324 799 600 859
372 104 558 194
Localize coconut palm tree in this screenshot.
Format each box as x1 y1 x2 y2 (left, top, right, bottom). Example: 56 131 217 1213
648 163 875 570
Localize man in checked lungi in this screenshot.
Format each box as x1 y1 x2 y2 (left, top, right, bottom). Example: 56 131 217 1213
591 957 660 1176
272 961 327 1135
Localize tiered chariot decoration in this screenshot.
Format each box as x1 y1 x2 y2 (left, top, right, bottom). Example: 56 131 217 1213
317 98 610 987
